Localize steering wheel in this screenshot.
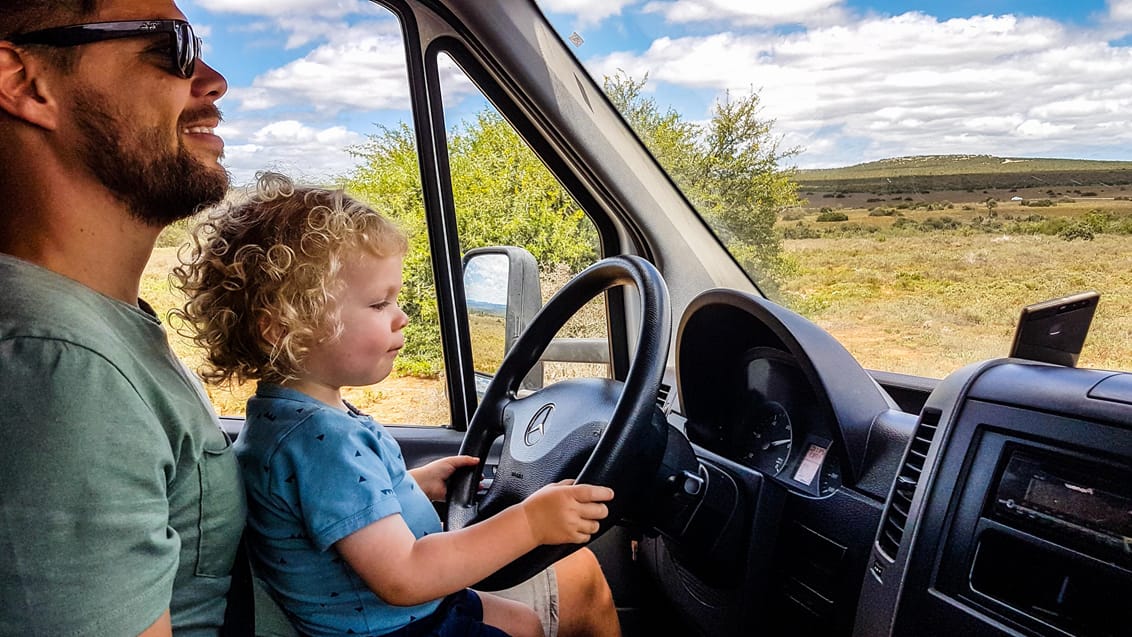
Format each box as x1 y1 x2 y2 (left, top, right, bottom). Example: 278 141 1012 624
447 255 671 590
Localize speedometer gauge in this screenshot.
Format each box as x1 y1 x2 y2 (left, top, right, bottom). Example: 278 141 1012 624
743 401 793 475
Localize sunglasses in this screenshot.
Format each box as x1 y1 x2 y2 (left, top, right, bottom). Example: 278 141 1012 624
8 19 201 79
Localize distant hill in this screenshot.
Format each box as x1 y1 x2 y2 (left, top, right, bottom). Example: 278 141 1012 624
467 299 506 317
795 155 1132 193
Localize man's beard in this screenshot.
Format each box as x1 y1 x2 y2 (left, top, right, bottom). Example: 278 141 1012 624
73 88 230 227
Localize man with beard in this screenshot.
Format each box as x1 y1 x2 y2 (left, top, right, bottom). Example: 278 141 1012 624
0 2 244 636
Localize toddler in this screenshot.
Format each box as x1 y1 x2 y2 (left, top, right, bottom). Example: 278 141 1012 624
172 172 613 637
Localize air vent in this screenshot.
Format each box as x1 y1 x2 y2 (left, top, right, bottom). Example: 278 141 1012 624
877 409 941 560
656 382 672 410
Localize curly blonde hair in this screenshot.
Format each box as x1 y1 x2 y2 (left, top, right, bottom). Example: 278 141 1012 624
171 172 408 386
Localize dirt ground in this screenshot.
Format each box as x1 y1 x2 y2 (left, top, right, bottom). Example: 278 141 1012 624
342 375 450 426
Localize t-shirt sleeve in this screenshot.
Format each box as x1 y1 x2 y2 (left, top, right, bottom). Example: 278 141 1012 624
268 410 405 552
0 338 177 636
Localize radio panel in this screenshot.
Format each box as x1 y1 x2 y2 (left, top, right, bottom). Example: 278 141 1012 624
992 451 1132 568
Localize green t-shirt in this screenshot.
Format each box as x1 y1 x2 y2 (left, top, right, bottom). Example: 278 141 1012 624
0 254 246 636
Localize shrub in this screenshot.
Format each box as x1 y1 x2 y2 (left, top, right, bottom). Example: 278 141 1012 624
920 216 960 230
816 211 849 222
868 207 897 217
1021 199 1055 207
780 223 821 239
155 217 194 248
1059 223 1095 241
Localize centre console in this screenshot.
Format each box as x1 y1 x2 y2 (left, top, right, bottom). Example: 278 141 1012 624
855 361 1132 636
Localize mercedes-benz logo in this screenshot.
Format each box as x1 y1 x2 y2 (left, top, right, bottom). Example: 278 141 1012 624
524 403 554 446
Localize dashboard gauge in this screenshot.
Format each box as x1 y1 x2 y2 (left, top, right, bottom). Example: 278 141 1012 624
743 400 793 475
818 451 842 497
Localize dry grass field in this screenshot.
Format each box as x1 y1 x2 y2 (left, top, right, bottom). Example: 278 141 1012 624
780 233 1132 377
777 184 1132 377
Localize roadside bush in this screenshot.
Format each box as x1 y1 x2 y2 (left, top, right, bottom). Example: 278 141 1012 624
816 211 849 222
780 223 821 239
156 217 194 248
1111 216 1132 234
868 207 897 216
920 216 961 230
1059 223 1095 241
838 223 879 234
1021 199 1055 207
1009 216 1073 236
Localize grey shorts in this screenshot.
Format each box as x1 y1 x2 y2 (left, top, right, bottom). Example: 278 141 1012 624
478 566 559 637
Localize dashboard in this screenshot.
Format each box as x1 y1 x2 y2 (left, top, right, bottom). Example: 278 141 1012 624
638 287 1132 637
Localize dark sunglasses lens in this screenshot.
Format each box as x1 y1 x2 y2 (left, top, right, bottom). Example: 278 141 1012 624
174 23 198 78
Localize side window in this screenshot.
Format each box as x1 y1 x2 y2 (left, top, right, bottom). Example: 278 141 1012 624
148 0 450 425
435 52 610 388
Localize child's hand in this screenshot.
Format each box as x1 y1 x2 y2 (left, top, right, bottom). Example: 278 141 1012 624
409 455 480 501
521 480 615 545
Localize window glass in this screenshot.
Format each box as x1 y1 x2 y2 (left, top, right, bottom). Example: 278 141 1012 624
436 53 610 387
535 0 1132 379
146 0 450 424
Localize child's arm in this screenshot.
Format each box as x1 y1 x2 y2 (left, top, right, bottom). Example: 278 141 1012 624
409 455 479 501
335 480 613 606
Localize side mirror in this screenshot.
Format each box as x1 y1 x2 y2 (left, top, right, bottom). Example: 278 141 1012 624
462 247 543 390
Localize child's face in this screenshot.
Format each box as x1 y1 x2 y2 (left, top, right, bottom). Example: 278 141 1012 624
300 251 408 391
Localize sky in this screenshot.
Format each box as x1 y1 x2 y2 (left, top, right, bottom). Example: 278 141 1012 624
180 0 1132 184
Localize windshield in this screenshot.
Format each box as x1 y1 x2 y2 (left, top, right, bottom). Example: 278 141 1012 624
534 0 1132 378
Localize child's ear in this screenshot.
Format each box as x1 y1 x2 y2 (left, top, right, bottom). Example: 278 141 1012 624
258 314 284 348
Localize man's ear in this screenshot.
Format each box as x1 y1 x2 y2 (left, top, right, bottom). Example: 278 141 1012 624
0 43 61 130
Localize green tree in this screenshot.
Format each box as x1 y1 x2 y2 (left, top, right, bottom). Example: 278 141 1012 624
602 71 800 285
447 110 597 270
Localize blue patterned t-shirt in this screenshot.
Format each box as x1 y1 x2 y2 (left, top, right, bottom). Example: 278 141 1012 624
235 383 443 636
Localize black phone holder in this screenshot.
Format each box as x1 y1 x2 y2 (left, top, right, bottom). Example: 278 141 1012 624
1009 291 1099 367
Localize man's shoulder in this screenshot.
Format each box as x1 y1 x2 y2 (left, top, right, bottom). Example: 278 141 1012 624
0 254 158 351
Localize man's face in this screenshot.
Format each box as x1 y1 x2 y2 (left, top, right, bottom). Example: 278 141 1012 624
71 82 229 227
59 0 230 225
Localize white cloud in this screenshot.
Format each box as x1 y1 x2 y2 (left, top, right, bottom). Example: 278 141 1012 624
539 0 637 24
643 0 848 27
227 21 475 115
586 12 1132 167
218 119 366 185
1112 0 1132 22
230 33 412 113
